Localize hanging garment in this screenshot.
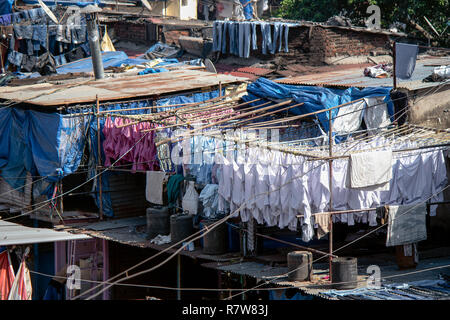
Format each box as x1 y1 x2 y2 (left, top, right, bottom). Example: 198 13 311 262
146 171 167 205
0 250 15 300
182 180 199 215
8 259 32 300
167 174 184 208
386 203 427 247
363 97 391 130
350 150 392 189
395 43 419 80
333 99 365 135
100 26 116 52
315 213 330 239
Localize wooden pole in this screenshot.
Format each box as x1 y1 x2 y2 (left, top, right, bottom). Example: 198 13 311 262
328 109 333 282
96 95 104 221
393 41 397 90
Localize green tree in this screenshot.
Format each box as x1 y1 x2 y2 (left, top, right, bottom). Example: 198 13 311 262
276 0 449 46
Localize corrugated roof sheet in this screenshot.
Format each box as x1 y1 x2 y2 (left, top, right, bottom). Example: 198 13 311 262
0 220 90 245
275 57 450 90
0 69 247 107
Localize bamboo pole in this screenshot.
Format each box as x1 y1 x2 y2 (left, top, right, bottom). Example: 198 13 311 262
96 95 104 221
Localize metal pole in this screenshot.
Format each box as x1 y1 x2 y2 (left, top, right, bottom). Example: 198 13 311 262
393 41 397 90
96 96 104 220
328 109 333 282
86 13 104 80
177 254 181 300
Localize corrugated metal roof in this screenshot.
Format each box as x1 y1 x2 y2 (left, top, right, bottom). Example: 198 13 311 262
0 220 90 245
0 69 247 107
275 57 450 90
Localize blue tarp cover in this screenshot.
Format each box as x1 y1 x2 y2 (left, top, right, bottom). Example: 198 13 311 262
56 51 130 74
0 0 13 15
243 77 394 132
22 0 103 7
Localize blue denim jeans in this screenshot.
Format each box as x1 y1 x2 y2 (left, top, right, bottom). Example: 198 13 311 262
251 22 258 50
8 50 23 67
243 22 251 58
221 22 228 54
270 22 281 54
14 24 33 39
261 22 272 55
284 24 290 53
238 23 244 57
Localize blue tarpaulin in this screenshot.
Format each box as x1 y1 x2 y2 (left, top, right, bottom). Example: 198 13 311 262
242 77 394 133
22 0 104 7
0 0 13 15
0 108 88 194
56 51 130 74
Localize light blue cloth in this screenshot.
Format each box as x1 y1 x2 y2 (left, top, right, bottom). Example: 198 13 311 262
251 22 258 50
243 22 251 58
395 42 419 80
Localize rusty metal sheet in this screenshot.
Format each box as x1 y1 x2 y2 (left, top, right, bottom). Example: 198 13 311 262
0 69 247 107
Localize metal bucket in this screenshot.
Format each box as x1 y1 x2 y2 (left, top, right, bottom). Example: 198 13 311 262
287 251 313 281
331 257 358 289
201 219 228 255
146 206 170 239
170 214 194 244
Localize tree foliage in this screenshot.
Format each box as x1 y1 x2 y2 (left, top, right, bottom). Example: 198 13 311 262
276 0 449 46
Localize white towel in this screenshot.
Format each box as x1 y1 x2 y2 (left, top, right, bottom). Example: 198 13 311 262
386 204 427 247
145 171 166 205
350 150 392 188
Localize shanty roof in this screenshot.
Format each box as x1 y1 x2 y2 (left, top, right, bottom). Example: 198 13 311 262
0 69 248 107
275 56 450 90
0 220 90 246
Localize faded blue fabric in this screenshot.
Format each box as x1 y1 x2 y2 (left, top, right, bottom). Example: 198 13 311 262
284 24 290 53
7 50 23 67
270 22 281 54
243 22 251 58
261 22 272 55
251 22 258 50
228 22 237 55
221 21 227 54
14 24 34 39
238 22 244 57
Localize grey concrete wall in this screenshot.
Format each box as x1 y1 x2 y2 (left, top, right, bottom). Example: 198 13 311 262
408 85 450 129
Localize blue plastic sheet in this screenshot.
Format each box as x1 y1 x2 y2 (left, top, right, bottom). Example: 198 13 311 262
243 77 394 133
22 0 103 7
56 51 129 74
137 67 168 75
0 0 13 15
0 108 88 193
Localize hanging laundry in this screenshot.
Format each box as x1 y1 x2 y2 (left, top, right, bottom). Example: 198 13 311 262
315 213 330 239
386 204 427 247
0 250 15 300
146 171 167 205
8 258 32 300
395 43 419 80
102 117 160 172
350 150 393 189
100 26 116 52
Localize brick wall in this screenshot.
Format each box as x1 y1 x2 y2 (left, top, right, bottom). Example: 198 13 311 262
275 25 389 65
110 21 148 43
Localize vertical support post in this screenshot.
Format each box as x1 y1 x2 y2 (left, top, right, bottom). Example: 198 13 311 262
59 181 64 219
102 239 109 300
96 96 104 221
328 109 333 282
177 254 181 300
219 81 222 97
86 12 105 80
393 41 397 90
